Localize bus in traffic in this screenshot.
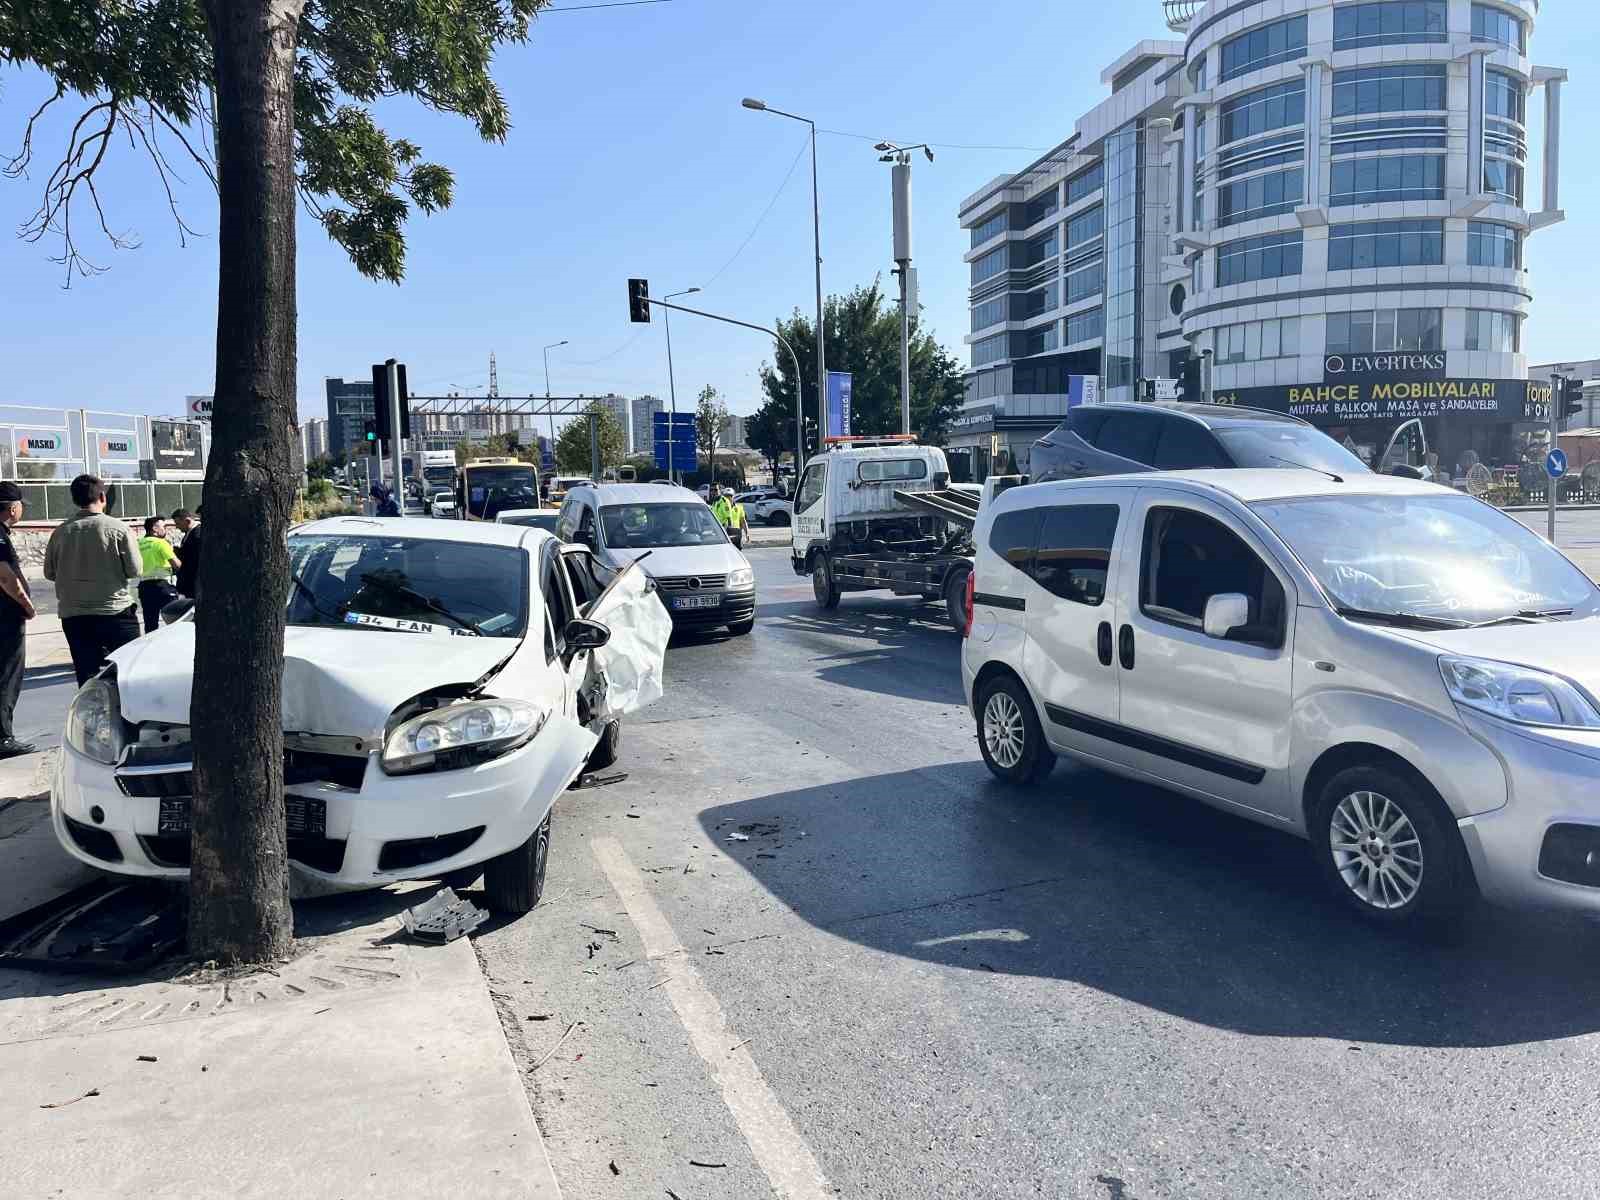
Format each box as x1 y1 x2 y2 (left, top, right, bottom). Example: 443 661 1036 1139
458 457 540 521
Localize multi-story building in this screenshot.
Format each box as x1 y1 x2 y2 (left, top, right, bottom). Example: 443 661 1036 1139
325 377 375 458
1530 358 1600 431
958 0 1565 476
593 393 630 448
722 412 749 449
300 416 328 462
630 395 664 456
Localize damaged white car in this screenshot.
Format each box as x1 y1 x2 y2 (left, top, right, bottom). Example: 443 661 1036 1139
50 516 671 913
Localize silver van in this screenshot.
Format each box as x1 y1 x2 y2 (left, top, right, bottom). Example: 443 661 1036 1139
961 469 1600 926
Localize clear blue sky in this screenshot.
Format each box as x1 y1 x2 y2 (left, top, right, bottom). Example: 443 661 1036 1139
0 0 1595 427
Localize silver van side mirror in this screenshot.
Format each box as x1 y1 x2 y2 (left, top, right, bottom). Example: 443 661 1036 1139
1203 593 1249 639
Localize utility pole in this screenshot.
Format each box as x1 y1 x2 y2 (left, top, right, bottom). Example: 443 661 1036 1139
1550 370 1562 543
892 153 914 436
1201 347 1214 405
386 358 404 506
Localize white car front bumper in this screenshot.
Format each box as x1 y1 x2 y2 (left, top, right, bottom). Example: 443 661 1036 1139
50 717 596 892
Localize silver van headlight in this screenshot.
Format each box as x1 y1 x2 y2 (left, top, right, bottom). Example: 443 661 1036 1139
1440 656 1600 729
66 676 126 764
382 699 547 775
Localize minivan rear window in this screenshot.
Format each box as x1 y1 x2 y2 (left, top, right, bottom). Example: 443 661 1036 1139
987 508 1042 575
1035 505 1119 606
858 459 929 483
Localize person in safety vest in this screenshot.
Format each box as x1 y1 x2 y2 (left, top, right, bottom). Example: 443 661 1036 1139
709 486 747 549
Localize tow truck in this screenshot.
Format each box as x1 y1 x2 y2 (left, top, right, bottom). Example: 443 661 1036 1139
789 437 1020 632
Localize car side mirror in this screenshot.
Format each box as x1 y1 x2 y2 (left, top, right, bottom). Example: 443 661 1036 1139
563 617 610 661
1389 464 1424 480
160 597 194 626
1202 593 1249 640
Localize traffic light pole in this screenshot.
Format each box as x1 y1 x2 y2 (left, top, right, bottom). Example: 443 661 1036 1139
1550 371 1561 543
642 296 808 474
386 358 404 506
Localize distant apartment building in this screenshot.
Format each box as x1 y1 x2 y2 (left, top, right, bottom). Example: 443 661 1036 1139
721 412 749 449
301 416 328 462
630 395 664 456
324 377 375 458
593 393 630 448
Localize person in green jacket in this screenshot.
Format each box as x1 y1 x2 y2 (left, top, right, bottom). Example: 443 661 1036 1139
136 515 182 633
710 486 748 549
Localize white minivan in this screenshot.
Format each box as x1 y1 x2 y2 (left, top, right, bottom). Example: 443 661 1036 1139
962 469 1600 927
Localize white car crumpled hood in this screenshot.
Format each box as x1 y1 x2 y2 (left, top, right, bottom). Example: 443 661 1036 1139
108 622 518 739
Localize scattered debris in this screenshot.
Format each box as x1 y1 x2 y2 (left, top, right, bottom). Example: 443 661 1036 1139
314 1007 331 1015
569 770 629 791
645 976 676 991
529 1021 582 1072
40 1087 99 1109
587 941 603 959
135 1055 158 1063
626 812 642 819
756 853 776 860
614 959 639 972
705 947 725 956
726 832 750 842
704 933 778 954
609 1160 621 1177
400 888 488 944
728 1037 751 1053
666 1190 684 1200
739 821 781 837
0 881 182 974
580 923 619 938
527 1013 554 1022
201 1066 208 1072
690 1160 728 1169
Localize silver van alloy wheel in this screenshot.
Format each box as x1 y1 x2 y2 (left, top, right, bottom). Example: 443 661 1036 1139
1329 790 1423 910
983 691 1026 769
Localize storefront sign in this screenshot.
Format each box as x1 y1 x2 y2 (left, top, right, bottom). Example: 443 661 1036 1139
1323 352 1446 380
826 371 852 440
950 404 996 436
1212 377 1546 426
186 395 213 419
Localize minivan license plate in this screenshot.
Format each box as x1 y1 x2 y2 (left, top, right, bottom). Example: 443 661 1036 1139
672 594 720 610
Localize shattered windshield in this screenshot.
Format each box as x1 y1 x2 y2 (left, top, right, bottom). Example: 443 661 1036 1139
287 533 528 637
601 503 728 549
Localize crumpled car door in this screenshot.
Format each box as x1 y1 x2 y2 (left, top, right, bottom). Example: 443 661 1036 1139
580 558 671 722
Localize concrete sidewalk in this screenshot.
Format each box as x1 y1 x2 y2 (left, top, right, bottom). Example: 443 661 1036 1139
0 898 563 1199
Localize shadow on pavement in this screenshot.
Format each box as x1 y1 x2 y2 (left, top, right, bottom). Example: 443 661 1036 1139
700 761 1600 1048
759 599 965 705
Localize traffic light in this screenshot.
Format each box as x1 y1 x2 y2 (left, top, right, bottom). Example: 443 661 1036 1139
362 421 377 452
1561 377 1585 421
370 361 411 441
1181 356 1202 403
628 278 651 323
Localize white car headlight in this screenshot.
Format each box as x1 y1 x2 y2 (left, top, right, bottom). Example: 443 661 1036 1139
66 676 126 764
382 699 547 775
1439 656 1600 729
727 566 754 590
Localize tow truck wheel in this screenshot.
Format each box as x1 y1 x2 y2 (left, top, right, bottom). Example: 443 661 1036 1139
943 566 972 635
812 554 841 610
483 809 552 914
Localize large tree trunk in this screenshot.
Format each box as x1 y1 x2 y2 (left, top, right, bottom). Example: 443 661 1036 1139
189 0 305 964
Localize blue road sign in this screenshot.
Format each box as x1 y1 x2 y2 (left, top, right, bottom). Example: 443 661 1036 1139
653 411 696 472
1547 448 1568 479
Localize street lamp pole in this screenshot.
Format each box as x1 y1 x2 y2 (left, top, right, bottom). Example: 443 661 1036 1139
663 287 700 484
743 98 826 454
542 340 568 461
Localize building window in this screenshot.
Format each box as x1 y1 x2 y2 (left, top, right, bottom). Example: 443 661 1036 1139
971 297 1006 332
1065 163 1105 207
1485 69 1526 123
1332 2 1447 52
1016 324 1060 357
1327 219 1445 269
1467 220 1521 269
1215 230 1303 287
1330 154 1445 205
1021 189 1059 227
1021 228 1059 266
1065 308 1104 346
1215 316 1301 364
1219 80 1306 146
1014 282 1058 320
1464 309 1520 353
1327 307 1443 354
1065 205 1104 249
972 246 1008 285
1483 159 1524 205
1472 3 1526 53
1189 54 1208 93
1332 64 1447 117
1219 16 1307 84
972 333 1008 367
1216 167 1304 227
970 211 1006 248
1065 260 1104 305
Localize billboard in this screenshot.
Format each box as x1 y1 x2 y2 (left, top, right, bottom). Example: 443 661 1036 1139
826 372 853 439
14 427 69 461
151 420 204 477
94 431 140 466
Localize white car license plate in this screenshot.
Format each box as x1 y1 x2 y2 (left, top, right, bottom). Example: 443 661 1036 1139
672 594 721 610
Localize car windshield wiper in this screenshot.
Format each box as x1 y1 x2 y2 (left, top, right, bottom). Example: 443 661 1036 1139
357 572 482 635
288 572 347 625
1333 605 1471 630
1468 608 1575 628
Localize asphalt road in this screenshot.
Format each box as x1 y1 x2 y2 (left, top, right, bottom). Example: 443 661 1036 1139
474 546 1600 1200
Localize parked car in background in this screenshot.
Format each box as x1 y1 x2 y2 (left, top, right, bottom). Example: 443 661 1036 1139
1029 402 1370 483
427 489 457 518
52 517 672 913
496 508 560 533
745 494 792 525
558 483 755 635
963 469 1600 928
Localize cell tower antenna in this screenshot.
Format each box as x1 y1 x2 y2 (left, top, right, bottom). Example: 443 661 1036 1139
488 351 499 398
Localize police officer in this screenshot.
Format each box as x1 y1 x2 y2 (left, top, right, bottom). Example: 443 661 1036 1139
710 486 748 549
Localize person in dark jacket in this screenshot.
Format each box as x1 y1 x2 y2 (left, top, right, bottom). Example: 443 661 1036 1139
371 483 401 517
171 507 202 599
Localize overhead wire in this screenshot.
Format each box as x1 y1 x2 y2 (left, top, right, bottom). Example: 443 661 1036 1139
699 131 811 290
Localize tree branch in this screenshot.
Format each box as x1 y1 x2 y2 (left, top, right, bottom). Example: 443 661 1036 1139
4 82 66 180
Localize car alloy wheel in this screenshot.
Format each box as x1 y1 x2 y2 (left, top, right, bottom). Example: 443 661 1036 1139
1329 789 1423 910
983 690 1026 769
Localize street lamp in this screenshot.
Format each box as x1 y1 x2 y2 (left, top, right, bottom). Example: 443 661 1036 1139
662 287 700 484
742 97 826 454
542 339 568 456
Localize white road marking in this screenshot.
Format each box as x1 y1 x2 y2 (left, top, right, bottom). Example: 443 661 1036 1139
591 836 831 1200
